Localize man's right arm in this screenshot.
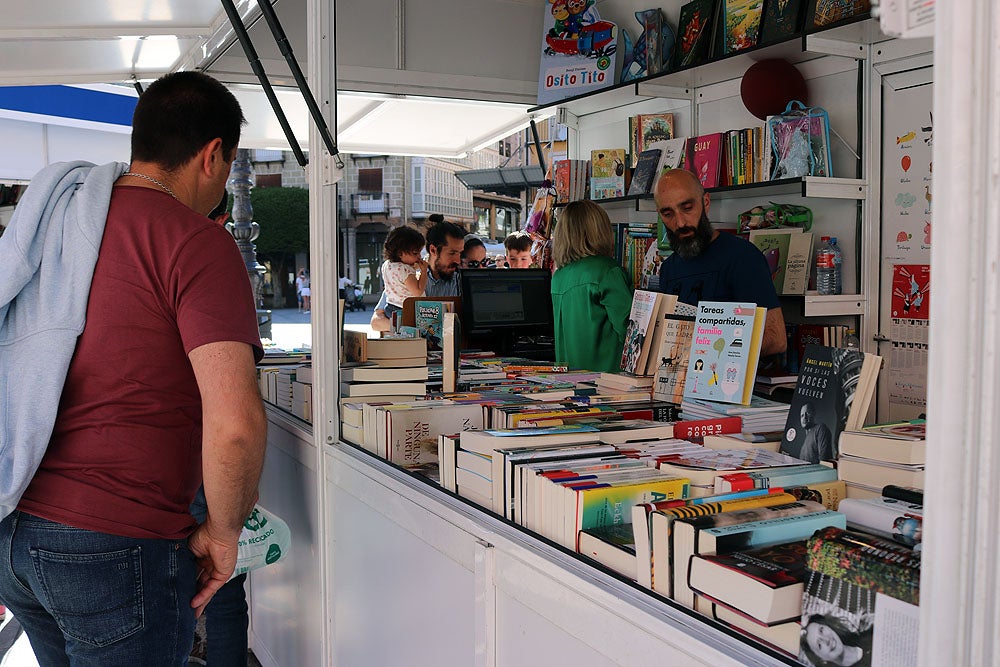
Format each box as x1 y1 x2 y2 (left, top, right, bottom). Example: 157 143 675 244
187 340 267 614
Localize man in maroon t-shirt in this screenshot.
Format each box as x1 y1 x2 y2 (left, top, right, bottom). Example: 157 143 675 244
0 72 266 665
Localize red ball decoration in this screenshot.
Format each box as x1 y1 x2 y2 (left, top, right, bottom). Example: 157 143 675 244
740 59 809 120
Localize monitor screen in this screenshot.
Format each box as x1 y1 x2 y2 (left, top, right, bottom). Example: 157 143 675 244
460 269 553 332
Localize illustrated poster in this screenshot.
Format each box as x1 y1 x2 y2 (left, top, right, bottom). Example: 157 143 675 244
537 2 618 105
880 78 932 420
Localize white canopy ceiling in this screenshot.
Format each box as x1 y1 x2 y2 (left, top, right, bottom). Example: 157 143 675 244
0 0 546 158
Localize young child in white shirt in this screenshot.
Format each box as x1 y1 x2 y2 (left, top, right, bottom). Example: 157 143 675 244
380 225 428 318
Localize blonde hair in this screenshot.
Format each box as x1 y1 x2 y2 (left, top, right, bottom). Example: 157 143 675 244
552 200 614 268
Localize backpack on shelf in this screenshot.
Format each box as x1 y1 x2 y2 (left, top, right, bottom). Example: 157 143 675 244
738 202 813 234
768 100 833 180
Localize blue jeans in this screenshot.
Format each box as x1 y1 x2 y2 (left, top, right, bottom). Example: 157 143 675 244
190 488 249 667
0 511 197 666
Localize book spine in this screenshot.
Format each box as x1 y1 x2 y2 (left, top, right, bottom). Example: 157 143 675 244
805 526 921 604
672 416 743 439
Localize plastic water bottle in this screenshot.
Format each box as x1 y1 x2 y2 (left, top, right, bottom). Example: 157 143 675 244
815 236 836 295
829 237 843 295
843 328 861 349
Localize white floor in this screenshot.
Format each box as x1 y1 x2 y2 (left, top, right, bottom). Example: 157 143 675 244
0 614 38 667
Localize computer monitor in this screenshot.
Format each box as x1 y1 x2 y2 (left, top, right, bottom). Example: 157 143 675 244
460 269 554 359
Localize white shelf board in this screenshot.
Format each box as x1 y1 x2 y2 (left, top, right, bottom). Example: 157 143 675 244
636 177 867 211
805 18 893 58
803 291 866 316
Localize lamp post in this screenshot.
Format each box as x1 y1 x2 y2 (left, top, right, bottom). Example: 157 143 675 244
227 147 272 339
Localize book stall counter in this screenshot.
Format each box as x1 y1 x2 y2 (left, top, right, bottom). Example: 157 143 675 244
255 405 796 666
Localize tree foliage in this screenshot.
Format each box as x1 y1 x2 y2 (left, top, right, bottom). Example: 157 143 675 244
250 186 309 256
245 186 309 308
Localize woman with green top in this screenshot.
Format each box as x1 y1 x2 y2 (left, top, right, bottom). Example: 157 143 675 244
550 200 634 371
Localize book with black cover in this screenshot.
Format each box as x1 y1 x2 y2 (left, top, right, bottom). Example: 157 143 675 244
779 344 881 464
627 148 663 196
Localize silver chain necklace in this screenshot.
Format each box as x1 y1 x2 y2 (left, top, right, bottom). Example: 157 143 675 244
121 171 177 200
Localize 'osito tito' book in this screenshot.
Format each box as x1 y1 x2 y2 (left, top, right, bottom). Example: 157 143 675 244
683 301 767 406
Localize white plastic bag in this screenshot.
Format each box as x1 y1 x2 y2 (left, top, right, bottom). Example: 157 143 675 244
230 505 291 579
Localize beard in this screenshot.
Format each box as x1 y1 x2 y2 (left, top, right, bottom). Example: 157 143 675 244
433 254 459 279
665 209 714 259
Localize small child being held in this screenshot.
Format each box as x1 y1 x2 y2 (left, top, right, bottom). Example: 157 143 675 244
380 225 428 318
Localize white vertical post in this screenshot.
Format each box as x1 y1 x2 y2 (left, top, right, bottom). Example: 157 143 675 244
922 1 1000 664
307 0 339 663
474 539 497 667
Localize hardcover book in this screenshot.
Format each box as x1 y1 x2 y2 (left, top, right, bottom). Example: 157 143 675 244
637 113 675 154
590 148 628 199
672 0 717 69
759 0 805 43
689 539 809 625
779 344 882 463
626 148 663 196
805 526 921 604
683 301 767 405
652 314 696 403
689 132 725 189
808 0 871 29
723 0 764 53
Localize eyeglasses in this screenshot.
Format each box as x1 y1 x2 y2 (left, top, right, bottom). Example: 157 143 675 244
465 260 483 268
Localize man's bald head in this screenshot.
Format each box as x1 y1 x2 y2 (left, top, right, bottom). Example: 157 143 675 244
653 169 716 259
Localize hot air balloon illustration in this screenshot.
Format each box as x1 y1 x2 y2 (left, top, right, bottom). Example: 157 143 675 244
901 155 911 172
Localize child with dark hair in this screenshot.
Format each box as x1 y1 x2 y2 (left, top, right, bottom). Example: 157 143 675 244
504 230 534 268
380 225 428 318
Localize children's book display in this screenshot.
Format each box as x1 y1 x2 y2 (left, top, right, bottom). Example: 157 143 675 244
682 301 767 406
537 1 619 105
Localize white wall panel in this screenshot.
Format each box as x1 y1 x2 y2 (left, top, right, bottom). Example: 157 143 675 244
0 118 47 180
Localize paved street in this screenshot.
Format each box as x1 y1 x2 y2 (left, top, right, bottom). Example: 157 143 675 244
267 305 376 351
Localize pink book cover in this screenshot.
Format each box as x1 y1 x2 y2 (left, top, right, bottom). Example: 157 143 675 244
689 132 725 189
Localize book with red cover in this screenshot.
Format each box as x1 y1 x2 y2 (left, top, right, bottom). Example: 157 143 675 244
673 415 742 439
689 132 725 189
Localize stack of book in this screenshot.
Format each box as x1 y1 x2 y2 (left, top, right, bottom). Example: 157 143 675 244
836 419 926 498
340 332 428 402
681 395 790 437
291 364 312 422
